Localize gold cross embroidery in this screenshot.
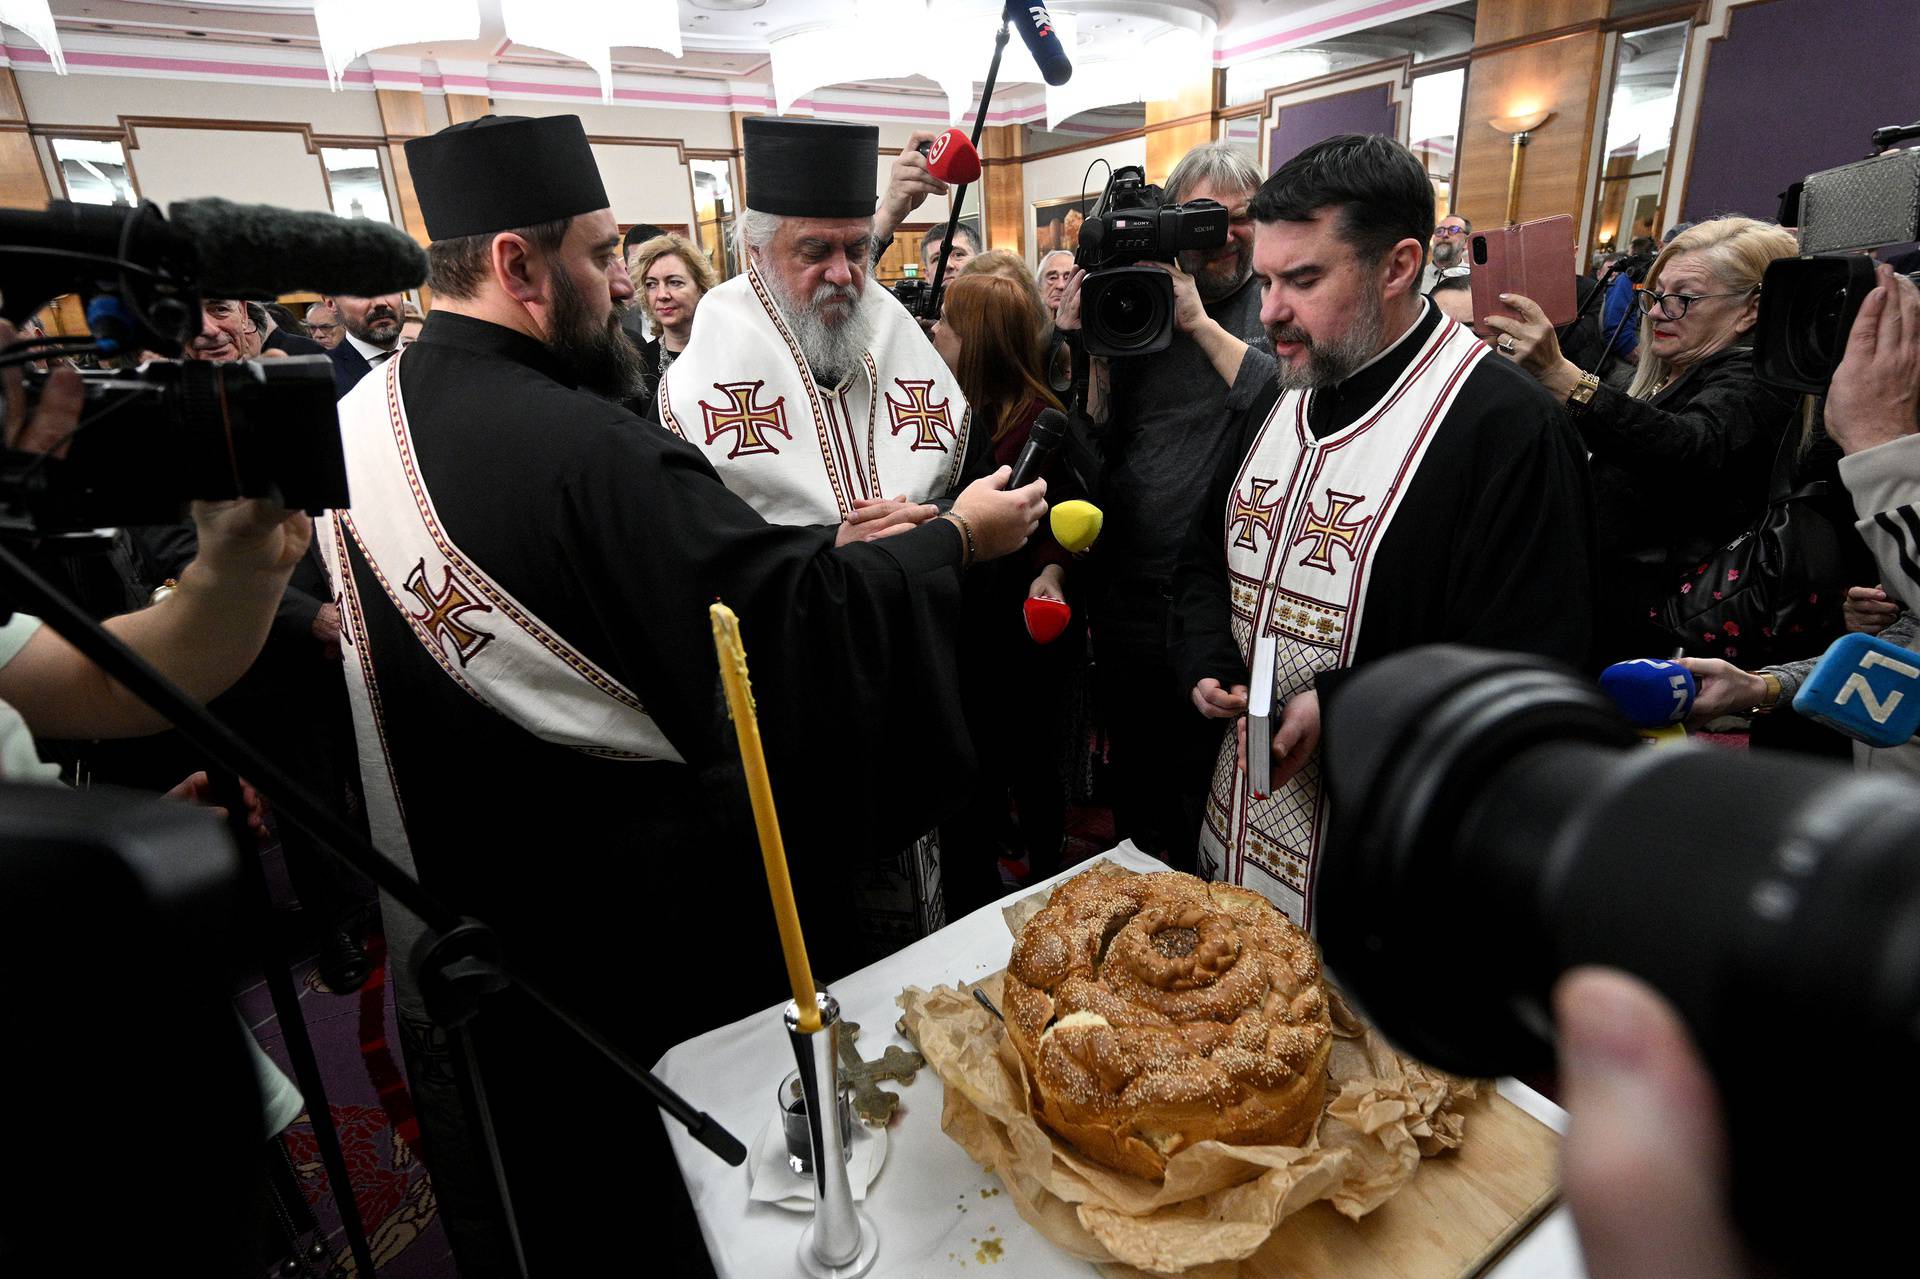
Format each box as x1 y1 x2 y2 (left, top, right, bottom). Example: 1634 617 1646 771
699 380 792 459
1228 476 1283 552
884 378 956 452
1293 490 1372 574
404 560 494 666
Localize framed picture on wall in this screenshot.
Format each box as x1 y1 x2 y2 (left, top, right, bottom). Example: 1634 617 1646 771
1032 193 1098 256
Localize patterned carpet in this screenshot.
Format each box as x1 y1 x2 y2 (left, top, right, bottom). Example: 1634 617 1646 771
239 925 456 1278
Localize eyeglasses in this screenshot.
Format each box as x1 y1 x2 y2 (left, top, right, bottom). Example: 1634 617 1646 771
1635 287 1755 320
1434 225 1469 237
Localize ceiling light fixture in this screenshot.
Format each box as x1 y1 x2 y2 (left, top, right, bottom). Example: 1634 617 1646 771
313 0 480 90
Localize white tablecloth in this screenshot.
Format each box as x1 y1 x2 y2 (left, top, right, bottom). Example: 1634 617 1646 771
657 844 1585 1278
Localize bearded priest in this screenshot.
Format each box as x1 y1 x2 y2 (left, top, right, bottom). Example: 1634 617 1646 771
663 115 989 953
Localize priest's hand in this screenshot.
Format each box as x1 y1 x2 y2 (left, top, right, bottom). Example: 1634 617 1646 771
1190 678 1247 720
1554 967 1750 1279
1674 657 1767 725
1236 688 1321 792
1483 293 1583 400
876 131 949 241
1825 263 1920 456
836 494 939 546
951 464 1047 560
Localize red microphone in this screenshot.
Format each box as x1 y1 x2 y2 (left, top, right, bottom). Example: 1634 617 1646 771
919 129 982 184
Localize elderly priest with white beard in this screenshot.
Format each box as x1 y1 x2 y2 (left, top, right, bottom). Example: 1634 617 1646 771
663 116 993 954
321 112 1043 1276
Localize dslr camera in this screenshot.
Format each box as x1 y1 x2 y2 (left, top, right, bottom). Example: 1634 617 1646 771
1072 165 1227 357
1753 122 1920 393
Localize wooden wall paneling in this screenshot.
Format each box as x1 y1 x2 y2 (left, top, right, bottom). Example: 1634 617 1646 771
446 94 491 126
1454 30 1608 232
0 69 50 209
981 123 1025 258
376 90 433 254
1474 0 1609 46
1145 71 1215 186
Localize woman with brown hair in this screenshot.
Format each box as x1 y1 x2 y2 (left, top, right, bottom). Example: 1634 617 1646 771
932 269 1083 907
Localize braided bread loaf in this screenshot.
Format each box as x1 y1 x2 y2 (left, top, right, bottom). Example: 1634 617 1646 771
1002 869 1332 1180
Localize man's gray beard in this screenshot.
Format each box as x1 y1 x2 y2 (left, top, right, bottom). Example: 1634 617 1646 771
1430 240 1462 269
1179 239 1254 303
763 271 874 386
1267 286 1386 392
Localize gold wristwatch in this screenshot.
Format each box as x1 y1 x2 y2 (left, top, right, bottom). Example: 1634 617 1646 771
1565 371 1601 414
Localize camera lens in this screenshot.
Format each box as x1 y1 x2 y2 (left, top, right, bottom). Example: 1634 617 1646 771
1319 645 1920 1275
1085 268 1172 355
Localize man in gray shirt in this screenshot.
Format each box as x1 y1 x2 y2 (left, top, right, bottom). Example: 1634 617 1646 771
1056 142 1274 868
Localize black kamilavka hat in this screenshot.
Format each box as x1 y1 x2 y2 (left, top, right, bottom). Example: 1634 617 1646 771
404 114 610 241
743 116 880 219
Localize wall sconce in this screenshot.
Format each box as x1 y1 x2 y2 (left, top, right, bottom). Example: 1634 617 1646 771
1489 110 1554 226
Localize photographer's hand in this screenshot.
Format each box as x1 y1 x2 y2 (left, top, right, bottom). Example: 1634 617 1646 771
0 318 83 456
874 131 949 246
1054 269 1085 332
1146 261 1249 388
1555 968 1751 1279
1825 263 1920 455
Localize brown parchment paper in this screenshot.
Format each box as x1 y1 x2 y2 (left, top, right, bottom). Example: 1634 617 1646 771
897 861 1478 1276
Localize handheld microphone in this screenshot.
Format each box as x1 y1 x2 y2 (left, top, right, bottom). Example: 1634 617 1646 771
1599 658 1696 727
1023 596 1071 644
1008 407 1068 489
1004 1 1073 86
918 129 982 185
1792 632 1920 748
1049 498 1102 552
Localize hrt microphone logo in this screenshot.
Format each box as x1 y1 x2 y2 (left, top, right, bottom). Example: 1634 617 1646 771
1793 632 1920 748
1025 4 1056 37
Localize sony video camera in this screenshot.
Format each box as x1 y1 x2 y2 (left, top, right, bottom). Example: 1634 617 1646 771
1753 125 1920 393
1072 165 1227 357
0 199 357 534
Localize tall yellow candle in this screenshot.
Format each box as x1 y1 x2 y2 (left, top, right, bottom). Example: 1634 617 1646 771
710 602 822 1034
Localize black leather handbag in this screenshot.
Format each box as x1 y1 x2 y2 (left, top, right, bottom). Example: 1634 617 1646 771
1655 430 1847 664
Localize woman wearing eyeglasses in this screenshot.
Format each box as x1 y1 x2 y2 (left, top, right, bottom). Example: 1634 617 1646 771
1483 215 1800 662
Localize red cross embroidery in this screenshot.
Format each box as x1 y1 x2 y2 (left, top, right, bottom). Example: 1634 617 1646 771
699 380 792 459
1228 476 1283 552
884 379 956 452
1293 490 1372 574
404 560 494 666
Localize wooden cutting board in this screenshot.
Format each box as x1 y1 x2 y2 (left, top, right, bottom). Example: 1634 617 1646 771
1101 1089 1560 1279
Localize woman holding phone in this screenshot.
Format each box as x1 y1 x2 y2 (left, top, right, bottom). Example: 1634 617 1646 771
1484 216 1800 662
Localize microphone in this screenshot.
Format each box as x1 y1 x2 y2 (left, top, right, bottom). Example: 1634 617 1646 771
168 198 429 299
1024 596 1071 644
1008 406 1067 489
1049 498 1102 553
1005 1 1073 86
918 129 982 185
1792 632 1920 748
1599 658 1696 728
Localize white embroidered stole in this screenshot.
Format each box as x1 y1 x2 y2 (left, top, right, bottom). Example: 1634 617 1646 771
658 264 971 523
1199 317 1488 925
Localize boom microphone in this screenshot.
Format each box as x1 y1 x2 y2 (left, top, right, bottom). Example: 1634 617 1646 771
1008 407 1068 489
918 129 983 185
168 198 429 300
1004 1 1073 86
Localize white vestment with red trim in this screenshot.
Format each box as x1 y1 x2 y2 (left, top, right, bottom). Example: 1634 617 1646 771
1199 312 1489 925
658 262 971 523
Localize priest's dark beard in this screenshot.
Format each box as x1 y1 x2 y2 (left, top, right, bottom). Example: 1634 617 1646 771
763 272 875 388
1267 287 1386 392
546 268 647 401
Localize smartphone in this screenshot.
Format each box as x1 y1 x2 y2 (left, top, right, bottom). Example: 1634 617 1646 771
1467 214 1577 337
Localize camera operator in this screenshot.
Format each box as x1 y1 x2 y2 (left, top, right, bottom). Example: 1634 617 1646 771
1052 142 1273 867
1681 264 1920 773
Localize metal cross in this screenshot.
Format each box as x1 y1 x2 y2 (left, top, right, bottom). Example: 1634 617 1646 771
836 1021 924 1126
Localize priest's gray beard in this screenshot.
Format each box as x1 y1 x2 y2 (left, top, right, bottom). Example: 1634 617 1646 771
547 266 648 402
763 271 875 388
1267 285 1386 392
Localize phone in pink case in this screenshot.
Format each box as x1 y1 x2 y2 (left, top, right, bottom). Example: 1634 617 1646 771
1467 214 1577 337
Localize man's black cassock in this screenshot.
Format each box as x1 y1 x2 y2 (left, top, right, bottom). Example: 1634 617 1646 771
1171 303 1599 709
337 311 972 1272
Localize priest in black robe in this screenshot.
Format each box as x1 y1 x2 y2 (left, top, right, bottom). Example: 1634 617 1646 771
321 113 1044 1275
1169 134 1596 923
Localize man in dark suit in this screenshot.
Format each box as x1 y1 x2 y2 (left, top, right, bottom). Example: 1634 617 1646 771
251 302 329 357
323 292 406 397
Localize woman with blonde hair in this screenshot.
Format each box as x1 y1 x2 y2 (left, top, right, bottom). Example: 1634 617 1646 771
932 269 1082 906
1487 215 1807 664
628 232 718 388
